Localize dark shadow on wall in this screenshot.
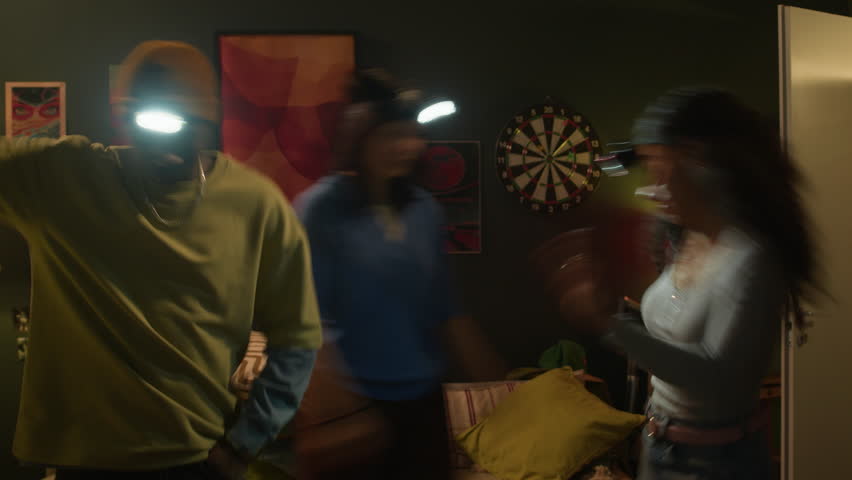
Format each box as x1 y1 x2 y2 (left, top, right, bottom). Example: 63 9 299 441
0 226 40 480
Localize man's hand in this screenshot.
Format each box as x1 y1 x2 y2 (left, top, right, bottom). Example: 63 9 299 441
206 440 250 480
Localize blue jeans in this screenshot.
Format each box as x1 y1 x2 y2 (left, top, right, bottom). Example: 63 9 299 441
638 422 771 480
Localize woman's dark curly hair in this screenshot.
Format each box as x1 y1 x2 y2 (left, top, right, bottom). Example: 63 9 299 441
634 86 822 318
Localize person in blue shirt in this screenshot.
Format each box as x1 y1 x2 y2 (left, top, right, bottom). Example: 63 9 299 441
293 69 461 480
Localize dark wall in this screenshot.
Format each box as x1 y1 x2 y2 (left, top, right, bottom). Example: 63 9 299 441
0 229 39 480
0 1 847 477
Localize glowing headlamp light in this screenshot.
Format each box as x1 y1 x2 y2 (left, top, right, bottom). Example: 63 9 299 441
135 110 186 134
417 100 456 124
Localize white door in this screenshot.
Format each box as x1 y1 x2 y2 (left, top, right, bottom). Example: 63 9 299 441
778 5 852 479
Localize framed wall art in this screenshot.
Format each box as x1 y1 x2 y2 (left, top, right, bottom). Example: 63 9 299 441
217 32 356 200
4 82 66 138
418 141 482 254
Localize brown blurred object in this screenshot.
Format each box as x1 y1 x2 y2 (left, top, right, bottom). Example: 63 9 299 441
530 227 613 335
292 345 392 479
445 315 509 382
292 345 451 480
530 208 659 334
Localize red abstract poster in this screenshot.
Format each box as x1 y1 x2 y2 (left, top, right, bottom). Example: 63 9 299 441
218 34 355 200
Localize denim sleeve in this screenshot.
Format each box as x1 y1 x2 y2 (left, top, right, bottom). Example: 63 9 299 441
226 347 317 456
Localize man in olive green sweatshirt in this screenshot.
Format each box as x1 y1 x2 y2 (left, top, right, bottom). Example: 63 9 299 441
1 40 321 479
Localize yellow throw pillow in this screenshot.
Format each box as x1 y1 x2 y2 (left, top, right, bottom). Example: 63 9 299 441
456 367 645 480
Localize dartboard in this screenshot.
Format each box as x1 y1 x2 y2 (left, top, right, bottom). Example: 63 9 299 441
496 102 603 214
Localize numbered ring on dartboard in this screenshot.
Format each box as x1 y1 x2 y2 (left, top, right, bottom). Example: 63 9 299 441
495 102 603 214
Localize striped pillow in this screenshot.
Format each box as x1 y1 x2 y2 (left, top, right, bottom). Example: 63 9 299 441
443 381 524 470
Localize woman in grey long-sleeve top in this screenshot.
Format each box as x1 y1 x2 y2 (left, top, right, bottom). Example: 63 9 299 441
560 87 819 479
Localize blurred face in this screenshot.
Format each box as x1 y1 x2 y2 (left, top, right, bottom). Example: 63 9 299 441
636 144 676 211
636 144 674 186
636 143 708 227
125 111 215 166
360 121 426 181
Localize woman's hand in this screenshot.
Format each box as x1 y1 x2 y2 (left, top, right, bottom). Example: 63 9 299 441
554 274 616 336
531 228 618 336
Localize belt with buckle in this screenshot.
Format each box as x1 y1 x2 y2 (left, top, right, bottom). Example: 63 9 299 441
646 406 769 446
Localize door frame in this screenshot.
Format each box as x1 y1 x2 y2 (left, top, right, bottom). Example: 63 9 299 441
777 6 793 480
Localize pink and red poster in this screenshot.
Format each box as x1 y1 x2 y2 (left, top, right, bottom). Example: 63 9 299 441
218 34 355 200
5 82 66 138
418 141 482 254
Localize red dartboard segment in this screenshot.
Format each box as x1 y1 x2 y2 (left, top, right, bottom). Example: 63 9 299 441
495 102 603 214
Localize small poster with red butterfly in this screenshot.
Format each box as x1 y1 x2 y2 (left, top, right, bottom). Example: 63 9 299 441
418 141 482 254
5 82 66 138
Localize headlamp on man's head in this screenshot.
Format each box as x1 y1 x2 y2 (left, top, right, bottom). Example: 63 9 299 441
134 108 186 134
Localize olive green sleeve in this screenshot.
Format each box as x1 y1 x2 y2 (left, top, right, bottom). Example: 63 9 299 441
0 137 50 225
252 194 323 350
0 135 92 227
